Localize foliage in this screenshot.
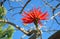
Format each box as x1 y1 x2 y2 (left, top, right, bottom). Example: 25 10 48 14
0 4 14 39
0 6 7 19
0 24 14 39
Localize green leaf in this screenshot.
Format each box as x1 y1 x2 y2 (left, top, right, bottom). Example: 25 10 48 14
0 25 14 39
0 23 6 31
0 6 7 19
0 36 8 39
0 23 6 27
0 29 3 38
6 25 14 38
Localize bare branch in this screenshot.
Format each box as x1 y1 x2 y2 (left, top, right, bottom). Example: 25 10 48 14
42 0 60 25
20 0 31 14
42 0 55 9
50 11 60 19
7 0 31 17
0 19 33 36
29 30 41 39
0 19 42 36
0 19 43 39
52 3 60 13
8 6 22 11
52 3 60 25
0 0 6 6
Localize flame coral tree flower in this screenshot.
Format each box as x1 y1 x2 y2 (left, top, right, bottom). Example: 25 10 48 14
22 7 49 27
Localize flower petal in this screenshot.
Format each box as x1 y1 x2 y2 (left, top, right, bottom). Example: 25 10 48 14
40 12 49 20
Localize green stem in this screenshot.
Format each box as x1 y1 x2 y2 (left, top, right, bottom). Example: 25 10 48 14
34 19 39 32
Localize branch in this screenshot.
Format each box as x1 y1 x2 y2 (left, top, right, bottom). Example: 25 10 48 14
50 11 60 19
43 0 60 25
0 0 6 6
7 0 31 17
0 19 34 36
50 11 60 25
8 6 22 11
20 0 31 14
42 0 54 9
52 3 60 25
52 3 60 13
0 19 42 39
29 30 41 39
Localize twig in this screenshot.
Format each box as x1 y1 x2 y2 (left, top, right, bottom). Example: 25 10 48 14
52 3 60 25
42 0 55 9
42 0 60 25
20 0 31 14
50 11 60 19
8 6 22 11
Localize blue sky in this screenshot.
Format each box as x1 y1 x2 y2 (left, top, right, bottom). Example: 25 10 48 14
3 0 60 39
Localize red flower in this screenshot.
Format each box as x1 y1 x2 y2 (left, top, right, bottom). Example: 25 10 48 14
22 8 49 26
